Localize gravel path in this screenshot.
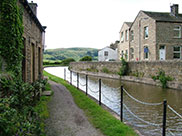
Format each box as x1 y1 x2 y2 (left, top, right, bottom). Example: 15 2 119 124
45 80 104 136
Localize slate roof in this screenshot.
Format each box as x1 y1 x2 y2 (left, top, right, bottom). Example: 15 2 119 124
19 0 46 32
125 22 132 27
143 11 182 23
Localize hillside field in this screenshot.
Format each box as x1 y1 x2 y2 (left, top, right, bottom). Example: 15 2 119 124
44 47 98 61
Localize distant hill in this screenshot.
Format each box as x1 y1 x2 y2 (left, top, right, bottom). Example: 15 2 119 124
44 47 98 61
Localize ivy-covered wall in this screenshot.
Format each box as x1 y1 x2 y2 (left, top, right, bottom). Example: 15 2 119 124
0 0 45 82
0 0 24 78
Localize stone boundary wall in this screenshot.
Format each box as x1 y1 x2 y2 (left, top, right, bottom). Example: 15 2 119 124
70 60 182 90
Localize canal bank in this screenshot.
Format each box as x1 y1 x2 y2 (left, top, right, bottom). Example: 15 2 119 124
45 67 182 136
69 61 182 90
44 71 139 136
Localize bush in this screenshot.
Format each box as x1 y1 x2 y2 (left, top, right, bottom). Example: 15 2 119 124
152 69 173 88
61 58 75 66
118 58 128 76
0 73 47 136
79 56 92 61
102 67 110 73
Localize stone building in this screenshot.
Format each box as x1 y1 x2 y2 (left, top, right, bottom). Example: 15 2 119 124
118 22 132 60
18 0 46 82
118 4 182 61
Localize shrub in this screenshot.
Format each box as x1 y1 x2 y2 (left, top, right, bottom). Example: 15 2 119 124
79 56 92 61
102 67 110 73
118 58 128 76
151 69 173 88
0 73 48 136
61 58 75 66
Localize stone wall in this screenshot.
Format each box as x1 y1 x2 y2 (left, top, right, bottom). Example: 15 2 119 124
70 60 182 82
156 22 182 60
18 1 44 83
118 23 130 61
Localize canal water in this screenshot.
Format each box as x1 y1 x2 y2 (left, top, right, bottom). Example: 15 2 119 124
45 67 182 136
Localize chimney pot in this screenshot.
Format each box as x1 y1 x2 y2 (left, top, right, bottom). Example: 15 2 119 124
29 1 38 16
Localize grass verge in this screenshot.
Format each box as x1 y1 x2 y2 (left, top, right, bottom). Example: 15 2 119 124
34 82 52 135
43 70 138 136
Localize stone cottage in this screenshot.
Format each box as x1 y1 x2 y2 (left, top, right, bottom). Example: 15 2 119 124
118 4 182 61
19 0 46 82
118 22 132 61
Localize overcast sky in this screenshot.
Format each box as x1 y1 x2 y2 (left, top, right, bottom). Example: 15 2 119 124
28 0 182 49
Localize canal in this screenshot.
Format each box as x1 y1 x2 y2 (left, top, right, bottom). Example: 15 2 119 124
45 67 182 136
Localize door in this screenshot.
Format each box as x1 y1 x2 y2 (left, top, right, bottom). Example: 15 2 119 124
159 46 166 60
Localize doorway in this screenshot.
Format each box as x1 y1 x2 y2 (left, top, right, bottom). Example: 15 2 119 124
159 45 166 60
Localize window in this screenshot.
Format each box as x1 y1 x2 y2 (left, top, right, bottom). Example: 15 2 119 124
144 26 149 39
131 30 134 41
120 32 124 42
130 48 134 59
104 51 108 56
174 26 181 38
121 50 124 58
144 46 149 59
159 45 165 49
125 50 128 60
173 46 181 59
125 30 129 41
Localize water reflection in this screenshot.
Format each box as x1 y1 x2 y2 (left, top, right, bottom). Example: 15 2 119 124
44 67 182 136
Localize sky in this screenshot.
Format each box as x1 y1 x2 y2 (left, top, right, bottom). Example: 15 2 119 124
28 0 182 49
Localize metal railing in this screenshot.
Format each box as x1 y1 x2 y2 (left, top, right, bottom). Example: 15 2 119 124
64 69 182 136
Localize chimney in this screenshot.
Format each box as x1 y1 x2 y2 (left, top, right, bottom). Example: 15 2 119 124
29 1 38 16
170 4 179 16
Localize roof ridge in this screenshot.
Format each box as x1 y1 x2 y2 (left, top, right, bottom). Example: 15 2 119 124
143 10 182 15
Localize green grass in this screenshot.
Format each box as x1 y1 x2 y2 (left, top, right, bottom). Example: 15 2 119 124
34 82 52 135
43 71 138 136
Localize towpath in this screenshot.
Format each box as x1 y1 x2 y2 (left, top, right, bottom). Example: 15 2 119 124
45 80 104 136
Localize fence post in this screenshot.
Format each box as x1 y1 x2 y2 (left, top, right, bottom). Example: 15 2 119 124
163 100 167 136
99 79 101 105
86 75 88 96
70 71 72 85
64 68 66 81
77 73 79 89
120 86 123 122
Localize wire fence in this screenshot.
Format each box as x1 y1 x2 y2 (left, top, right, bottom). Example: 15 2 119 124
88 86 99 93
101 92 120 104
79 82 86 86
123 88 163 106
123 103 162 127
168 105 182 119
64 70 182 136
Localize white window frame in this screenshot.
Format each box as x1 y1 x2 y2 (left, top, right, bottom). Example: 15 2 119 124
131 30 134 41
125 30 129 41
144 26 149 39
174 26 181 38
130 48 134 59
173 46 182 59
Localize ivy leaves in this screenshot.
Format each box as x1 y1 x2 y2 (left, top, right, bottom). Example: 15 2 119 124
0 0 24 77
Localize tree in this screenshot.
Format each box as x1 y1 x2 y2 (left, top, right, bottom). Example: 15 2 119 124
79 56 92 61
61 58 75 66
